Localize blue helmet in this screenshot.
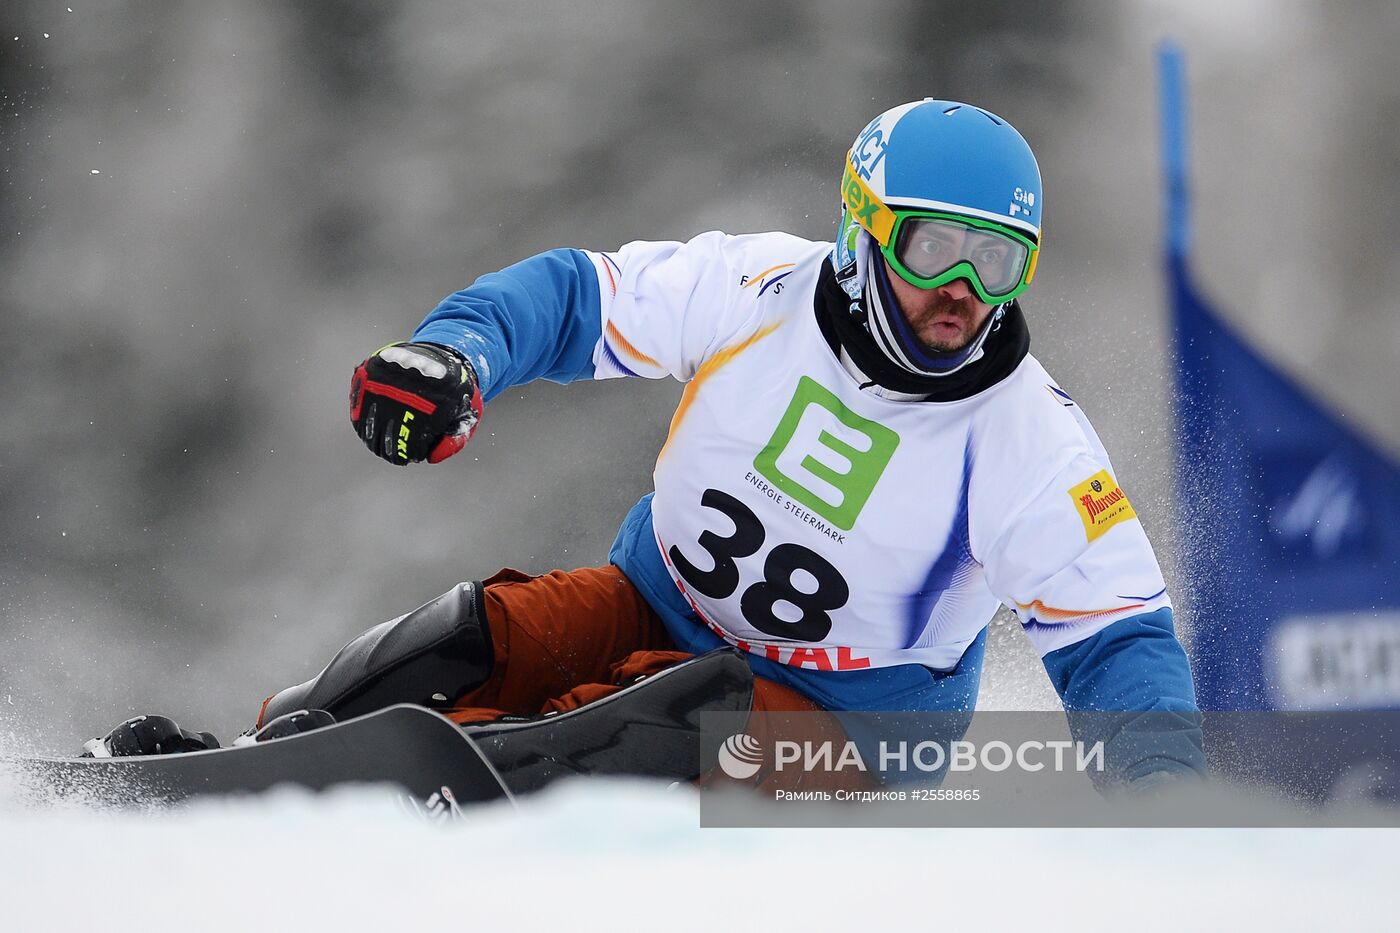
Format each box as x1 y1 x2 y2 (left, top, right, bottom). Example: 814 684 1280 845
834 99 1043 377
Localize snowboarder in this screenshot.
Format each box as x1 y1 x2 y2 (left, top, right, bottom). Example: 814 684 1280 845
91 100 1204 791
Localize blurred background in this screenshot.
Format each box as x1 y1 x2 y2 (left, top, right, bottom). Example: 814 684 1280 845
1 0 1396 747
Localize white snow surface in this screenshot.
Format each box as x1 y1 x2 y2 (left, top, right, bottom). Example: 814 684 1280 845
0 769 1395 933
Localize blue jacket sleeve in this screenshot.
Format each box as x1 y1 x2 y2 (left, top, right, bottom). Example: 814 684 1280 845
412 248 602 403
1041 607 1207 785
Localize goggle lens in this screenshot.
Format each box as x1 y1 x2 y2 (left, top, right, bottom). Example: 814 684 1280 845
888 214 1035 302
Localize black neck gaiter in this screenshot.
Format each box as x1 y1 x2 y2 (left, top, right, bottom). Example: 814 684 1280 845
814 258 1030 402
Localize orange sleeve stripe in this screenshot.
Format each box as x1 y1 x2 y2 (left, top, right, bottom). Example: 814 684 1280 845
1015 599 1145 623
599 255 618 297
657 322 783 462
605 321 662 369
741 263 796 288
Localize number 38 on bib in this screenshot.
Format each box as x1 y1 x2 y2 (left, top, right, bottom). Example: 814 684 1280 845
668 488 851 644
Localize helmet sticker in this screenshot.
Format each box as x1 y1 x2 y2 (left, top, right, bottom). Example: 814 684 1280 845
1009 186 1036 221
851 117 889 181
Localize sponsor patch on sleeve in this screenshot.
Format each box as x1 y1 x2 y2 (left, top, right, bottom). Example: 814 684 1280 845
1069 469 1137 542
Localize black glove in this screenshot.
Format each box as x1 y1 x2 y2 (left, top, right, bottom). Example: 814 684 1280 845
350 342 483 465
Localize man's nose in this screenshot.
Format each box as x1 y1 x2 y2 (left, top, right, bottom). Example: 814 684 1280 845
935 278 974 301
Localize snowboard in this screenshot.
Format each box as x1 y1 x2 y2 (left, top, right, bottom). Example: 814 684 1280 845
9 704 514 816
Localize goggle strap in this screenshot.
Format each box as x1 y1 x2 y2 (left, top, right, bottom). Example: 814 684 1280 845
842 153 897 245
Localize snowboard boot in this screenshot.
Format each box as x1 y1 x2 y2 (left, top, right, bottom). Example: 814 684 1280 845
81 715 220 758
257 581 493 728
466 647 754 795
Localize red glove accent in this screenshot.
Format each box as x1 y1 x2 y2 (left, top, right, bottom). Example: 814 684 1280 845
349 363 368 421
428 434 467 464
426 381 483 463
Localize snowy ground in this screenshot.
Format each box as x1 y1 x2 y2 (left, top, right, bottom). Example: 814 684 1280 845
2 621 1391 930
2 621 1395 932
0 770 1396 933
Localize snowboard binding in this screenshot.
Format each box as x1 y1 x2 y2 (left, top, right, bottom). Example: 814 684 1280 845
469 647 754 794
235 708 337 746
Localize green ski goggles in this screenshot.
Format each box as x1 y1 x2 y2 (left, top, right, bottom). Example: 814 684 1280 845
842 156 1041 305
884 211 1039 304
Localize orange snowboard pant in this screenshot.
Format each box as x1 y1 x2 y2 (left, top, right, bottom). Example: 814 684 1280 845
441 566 821 724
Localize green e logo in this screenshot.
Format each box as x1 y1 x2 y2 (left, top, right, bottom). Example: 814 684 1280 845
753 376 899 531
